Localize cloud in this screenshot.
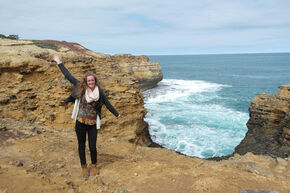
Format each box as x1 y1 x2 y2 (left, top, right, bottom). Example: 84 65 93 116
0 0 290 54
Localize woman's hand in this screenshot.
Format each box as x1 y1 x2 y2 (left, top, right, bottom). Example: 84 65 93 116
52 54 61 64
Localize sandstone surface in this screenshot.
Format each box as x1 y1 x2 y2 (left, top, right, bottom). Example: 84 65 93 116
0 116 289 193
235 84 290 158
0 38 161 146
0 38 289 193
113 54 163 90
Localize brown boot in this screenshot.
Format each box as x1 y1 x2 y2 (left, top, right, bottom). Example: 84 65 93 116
81 164 89 177
91 164 98 176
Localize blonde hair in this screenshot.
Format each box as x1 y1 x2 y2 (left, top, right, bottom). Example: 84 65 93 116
76 72 103 98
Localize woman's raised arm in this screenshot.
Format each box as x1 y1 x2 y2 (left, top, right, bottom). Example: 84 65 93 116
53 54 78 86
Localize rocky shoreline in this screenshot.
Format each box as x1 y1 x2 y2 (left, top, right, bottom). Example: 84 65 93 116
235 84 290 158
0 38 289 193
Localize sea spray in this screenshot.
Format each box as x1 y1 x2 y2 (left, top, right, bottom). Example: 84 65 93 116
146 53 290 158
144 79 249 158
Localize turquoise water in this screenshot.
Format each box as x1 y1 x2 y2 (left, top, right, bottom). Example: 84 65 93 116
145 53 290 158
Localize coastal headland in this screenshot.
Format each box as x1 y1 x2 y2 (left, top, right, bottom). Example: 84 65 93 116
0 38 289 193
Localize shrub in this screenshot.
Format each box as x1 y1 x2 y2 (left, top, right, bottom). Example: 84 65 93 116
32 40 59 51
7 34 19 40
0 34 19 40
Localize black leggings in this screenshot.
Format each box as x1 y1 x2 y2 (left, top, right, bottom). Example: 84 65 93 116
75 120 98 165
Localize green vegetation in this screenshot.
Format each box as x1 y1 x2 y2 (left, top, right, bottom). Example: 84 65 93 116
32 40 59 51
0 34 19 40
0 34 59 51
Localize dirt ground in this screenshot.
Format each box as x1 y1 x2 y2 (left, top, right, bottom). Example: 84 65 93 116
0 124 289 193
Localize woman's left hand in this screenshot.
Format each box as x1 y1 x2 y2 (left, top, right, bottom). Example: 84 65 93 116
52 54 61 64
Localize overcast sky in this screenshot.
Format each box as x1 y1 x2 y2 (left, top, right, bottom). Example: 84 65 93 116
1 0 290 55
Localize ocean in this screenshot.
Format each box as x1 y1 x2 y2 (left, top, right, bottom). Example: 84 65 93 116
145 53 290 158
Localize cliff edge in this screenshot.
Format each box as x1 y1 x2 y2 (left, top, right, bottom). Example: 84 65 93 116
113 54 163 90
0 38 162 146
235 84 290 158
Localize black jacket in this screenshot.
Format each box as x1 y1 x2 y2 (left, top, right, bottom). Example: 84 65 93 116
58 63 119 118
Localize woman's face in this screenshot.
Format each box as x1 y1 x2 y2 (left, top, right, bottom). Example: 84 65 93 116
86 75 96 90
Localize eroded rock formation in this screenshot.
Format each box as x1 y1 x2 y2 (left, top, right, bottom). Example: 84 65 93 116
114 54 163 90
235 84 290 158
0 38 162 146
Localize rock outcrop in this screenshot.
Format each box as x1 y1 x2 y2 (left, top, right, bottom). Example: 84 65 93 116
235 84 290 158
113 54 163 90
0 38 162 146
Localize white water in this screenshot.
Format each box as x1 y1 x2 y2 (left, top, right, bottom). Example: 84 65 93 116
144 79 249 158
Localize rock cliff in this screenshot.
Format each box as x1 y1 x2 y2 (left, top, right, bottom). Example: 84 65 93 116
235 84 290 158
0 38 162 146
113 54 163 90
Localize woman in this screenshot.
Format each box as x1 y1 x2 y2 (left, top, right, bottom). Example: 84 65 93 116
52 55 120 177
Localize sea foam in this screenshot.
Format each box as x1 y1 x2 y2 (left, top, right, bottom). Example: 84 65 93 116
144 79 248 158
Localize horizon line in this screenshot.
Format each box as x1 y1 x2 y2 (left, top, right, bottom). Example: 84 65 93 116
144 51 290 56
